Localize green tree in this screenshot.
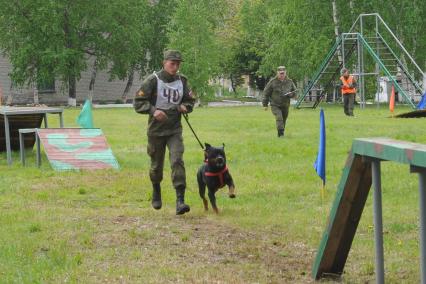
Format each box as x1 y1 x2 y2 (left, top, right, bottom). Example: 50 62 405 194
0 0 151 105
99 0 152 102
230 0 268 89
260 0 334 82
166 0 226 96
113 0 178 102
215 0 244 92
0 1 98 105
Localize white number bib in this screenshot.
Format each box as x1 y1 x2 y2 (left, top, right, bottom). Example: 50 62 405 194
154 72 183 110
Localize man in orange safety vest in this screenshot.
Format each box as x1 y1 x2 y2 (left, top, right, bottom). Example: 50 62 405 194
339 68 357 116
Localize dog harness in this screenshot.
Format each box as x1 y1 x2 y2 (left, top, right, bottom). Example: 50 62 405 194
205 165 229 188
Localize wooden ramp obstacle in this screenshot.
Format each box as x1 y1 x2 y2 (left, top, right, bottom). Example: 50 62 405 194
313 138 426 283
36 128 119 170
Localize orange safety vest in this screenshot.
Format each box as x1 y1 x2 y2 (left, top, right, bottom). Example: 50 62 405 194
340 75 356 95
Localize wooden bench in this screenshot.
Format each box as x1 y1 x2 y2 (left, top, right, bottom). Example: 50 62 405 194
19 128 41 167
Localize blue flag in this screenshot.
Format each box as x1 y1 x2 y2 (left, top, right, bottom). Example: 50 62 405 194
314 109 326 186
76 99 94 128
417 92 426 110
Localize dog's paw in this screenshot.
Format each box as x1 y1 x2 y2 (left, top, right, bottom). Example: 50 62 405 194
228 186 236 198
203 199 209 211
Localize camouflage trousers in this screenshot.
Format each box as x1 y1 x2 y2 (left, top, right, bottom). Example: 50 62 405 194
271 104 290 131
147 133 186 189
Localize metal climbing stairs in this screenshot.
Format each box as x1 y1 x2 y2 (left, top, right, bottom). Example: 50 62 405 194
362 33 423 95
296 13 424 109
296 36 357 109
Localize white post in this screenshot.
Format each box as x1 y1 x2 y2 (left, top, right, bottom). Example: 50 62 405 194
68 97 77 107
33 87 39 105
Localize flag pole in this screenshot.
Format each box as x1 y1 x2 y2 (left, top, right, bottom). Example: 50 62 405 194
314 108 326 201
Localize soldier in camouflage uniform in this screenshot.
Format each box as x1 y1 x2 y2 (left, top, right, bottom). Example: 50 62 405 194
262 66 297 137
134 50 195 215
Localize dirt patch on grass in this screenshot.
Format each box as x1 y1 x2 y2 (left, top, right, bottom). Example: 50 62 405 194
73 213 315 283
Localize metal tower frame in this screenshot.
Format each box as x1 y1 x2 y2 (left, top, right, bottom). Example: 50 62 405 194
295 13 424 109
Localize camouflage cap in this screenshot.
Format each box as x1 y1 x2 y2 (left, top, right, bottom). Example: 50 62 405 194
164 50 183 61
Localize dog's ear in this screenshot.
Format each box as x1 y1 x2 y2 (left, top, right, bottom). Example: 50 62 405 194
204 143 211 150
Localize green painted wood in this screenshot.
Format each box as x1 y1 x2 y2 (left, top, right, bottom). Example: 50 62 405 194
353 138 426 168
312 138 426 279
312 151 372 279
37 128 120 171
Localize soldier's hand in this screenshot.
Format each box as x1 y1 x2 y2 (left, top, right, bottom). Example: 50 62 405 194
178 104 188 113
153 109 168 121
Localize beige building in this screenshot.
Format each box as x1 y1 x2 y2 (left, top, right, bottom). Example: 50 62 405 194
0 55 144 106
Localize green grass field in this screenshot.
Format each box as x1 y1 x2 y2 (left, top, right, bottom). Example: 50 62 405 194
0 104 425 283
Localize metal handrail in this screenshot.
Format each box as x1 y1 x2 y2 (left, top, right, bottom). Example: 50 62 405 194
347 14 361 34
358 34 416 108
295 38 342 108
375 13 423 75
376 32 423 95
296 35 358 108
297 14 422 109
351 13 423 75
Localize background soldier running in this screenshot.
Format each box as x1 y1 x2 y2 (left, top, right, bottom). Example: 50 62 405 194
262 66 297 138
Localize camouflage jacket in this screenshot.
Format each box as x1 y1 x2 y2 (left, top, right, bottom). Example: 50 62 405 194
262 76 296 107
134 69 195 136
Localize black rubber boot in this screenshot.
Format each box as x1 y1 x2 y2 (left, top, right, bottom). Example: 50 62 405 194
277 129 284 138
151 183 162 210
175 186 190 215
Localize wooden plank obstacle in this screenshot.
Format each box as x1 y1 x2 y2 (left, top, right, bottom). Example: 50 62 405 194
0 106 64 165
313 138 426 283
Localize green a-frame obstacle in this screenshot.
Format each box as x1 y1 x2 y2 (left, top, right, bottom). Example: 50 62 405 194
313 138 426 283
296 13 424 109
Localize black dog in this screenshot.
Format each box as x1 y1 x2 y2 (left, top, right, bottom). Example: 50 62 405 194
197 143 235 213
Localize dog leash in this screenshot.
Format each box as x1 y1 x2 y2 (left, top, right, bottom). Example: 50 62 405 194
182 113 205 150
